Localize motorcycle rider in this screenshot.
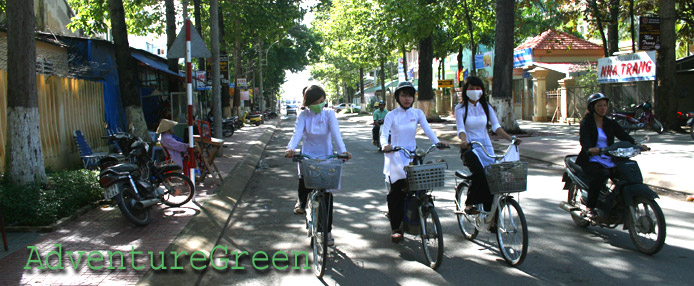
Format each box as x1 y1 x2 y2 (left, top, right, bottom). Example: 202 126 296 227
577 93 645 219
372 101 388 148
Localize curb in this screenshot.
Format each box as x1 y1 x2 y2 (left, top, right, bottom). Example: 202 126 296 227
137 120 279 286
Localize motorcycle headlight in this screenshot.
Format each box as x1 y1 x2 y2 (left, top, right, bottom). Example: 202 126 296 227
608 147 639 158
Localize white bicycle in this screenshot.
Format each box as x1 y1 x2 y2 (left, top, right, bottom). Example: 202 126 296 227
454 139 529 266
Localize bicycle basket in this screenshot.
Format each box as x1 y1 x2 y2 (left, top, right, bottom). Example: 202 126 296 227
404 162 446 190
484 161 528 194
300 159 343 189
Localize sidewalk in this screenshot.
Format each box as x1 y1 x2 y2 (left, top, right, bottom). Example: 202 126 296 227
0 119 280 286
343 113 694 198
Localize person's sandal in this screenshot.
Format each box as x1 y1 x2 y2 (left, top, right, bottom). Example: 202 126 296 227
464 205 479 215
327 232 334 246
293 201 305 214
390 231 403 243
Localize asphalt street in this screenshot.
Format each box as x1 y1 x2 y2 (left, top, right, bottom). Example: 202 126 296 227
197 114 693 286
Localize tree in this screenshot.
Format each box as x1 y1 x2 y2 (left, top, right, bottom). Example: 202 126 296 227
4 0 47 185
656 0 678 130
108 0 150 141
491 0 520 132
210 0 222 138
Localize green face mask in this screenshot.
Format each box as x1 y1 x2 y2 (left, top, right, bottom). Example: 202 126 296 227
309 103 322 114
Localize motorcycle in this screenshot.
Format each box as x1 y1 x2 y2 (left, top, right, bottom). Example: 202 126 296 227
560 137 666 255
677 111 694 140
263 109 278 119
99 139 195 226
372 119 384 151
610 101 663 134
207 115 235 138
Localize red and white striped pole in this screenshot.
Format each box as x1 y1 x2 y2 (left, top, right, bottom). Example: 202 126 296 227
185 19 196 185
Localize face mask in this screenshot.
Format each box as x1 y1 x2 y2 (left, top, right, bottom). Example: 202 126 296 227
467 90 483 101
309 103 322 114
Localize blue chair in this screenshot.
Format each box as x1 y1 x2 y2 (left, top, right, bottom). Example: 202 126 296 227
149 131 165 163
73 130 107 170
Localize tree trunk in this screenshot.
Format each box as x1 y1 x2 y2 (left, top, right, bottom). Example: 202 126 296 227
589 0 609 57
607 0 620 56
418 34 439 120
5 0 46 184
194 0 204 69
656 0 678 130
380 57 386 102
165 0 177 72
108 0 150 141
492 0 520 132
629 0 635 53
210 0 222 138
401 47 408 81
463 0 477 76
359 67 365 106
233 18 242 116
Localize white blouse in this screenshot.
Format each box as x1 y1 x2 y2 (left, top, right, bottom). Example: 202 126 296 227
455 101 502 167
381 107 440 183
287 108 347 159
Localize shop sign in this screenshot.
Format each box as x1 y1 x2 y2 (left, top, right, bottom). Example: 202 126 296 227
639 16 660 50
597 51 656 84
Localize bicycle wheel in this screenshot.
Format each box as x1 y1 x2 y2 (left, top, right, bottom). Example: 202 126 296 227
496 197 528 266
160 172 195 207
310 193 328 278
567 184 589 227
627 197 666 255
420 206 444 269
455 182 478 240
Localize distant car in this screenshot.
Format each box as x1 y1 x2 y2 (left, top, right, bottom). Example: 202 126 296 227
333 103 360 113
286 104 297 115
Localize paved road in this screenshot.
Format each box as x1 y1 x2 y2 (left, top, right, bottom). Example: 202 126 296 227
198 115 694 285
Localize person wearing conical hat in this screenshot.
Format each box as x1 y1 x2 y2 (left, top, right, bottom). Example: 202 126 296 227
157 119 187 167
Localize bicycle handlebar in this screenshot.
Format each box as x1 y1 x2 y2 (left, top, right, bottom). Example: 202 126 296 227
468 137 518 160
291 153 349 162
384 143 449 157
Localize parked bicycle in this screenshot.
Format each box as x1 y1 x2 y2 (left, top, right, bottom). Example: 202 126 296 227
292 153 348 278
385 143 449 269
454 138 529 266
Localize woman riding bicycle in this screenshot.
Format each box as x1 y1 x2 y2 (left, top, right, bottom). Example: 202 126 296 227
455 76 519 214
381 81 448 242
285 85 352 246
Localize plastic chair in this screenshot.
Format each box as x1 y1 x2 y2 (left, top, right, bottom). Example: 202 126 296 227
73 130 107 170
149 131 165 163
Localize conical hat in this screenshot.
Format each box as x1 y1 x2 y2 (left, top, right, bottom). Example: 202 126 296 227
156 119 178 134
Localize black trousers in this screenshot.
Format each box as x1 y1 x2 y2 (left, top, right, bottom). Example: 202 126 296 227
387 179 408 231
461 149 493 211
580 162 611 209
372 124 380 143
298 178 333 232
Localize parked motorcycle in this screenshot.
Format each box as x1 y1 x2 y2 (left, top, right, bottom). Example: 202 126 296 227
610 101 663 134
677 111 694 140
560 137 666 255
207 115 235 138
99 139 195 226
263 109 278 119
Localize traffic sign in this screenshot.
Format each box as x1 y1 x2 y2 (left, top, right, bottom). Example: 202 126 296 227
437 79 454 88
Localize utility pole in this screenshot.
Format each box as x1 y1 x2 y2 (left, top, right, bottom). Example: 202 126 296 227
258 40 264 112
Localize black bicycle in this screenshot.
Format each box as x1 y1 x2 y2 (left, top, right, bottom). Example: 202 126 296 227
385 143 449 269
292 153 347 278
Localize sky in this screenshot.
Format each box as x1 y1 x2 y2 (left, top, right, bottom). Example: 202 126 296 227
279 0 319 102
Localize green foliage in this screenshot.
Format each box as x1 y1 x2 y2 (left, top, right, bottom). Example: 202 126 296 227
66 0 165 36
0 170 101 226
573 62 600 95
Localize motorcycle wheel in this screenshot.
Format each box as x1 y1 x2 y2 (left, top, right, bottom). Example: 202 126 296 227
223 125 234 137
650 118 664 134
455 182 479 240
627 197 666 255
160 172 195 207
567 184 589 227
116 187 150 226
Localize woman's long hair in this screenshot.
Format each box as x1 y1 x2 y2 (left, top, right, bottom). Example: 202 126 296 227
459 76 490 125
